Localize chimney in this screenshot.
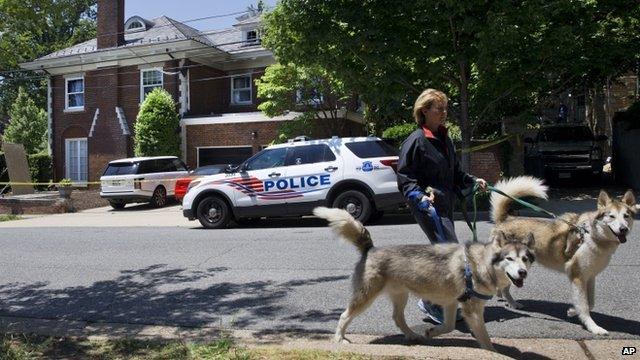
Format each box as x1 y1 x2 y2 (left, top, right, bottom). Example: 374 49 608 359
97 0 125 49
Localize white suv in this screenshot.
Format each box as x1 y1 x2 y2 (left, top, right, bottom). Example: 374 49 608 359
182 136 403 229
100 156 188 209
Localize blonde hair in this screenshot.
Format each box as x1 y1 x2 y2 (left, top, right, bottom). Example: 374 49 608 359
413 89 448 126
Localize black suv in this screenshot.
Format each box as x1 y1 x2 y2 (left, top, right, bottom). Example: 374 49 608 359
524 124 607 181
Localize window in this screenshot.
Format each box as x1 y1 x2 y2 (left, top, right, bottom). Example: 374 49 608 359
244 148 288 170
140 69 163 102
128 21 143 30
345 141 399 158
172 158 187 171
65 77 84 110
288 144 336 165
296 89 324 107
103 162 139 176
245 30 258 44
65 138 87 182
231 75 252 105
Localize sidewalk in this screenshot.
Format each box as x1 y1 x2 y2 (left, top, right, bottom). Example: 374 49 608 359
0 314 627 359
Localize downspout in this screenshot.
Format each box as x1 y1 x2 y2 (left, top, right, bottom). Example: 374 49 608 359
47 76 53 155
178 59 188 163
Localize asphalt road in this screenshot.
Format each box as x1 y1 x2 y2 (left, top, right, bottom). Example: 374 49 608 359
0 211 639 341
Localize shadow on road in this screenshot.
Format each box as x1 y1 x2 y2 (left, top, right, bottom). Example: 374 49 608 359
0 265 348 333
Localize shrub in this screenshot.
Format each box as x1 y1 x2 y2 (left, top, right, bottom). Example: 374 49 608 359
3 87 47 154
134 88 181 157
28 152 52 189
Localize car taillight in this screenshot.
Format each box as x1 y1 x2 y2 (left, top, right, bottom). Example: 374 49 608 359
380 158 398 173
175 178 192 198
134 178 144 189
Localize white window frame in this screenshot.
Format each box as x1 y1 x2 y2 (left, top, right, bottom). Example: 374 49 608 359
65 76 85 111
65 137 88 184
245 30 258 44
231 74 252 105
127 21 143 30
197 145 252 167
140 68 164 103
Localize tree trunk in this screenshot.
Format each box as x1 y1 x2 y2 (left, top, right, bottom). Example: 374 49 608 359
458 60 471 172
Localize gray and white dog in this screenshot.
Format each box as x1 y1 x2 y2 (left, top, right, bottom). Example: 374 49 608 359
313 206 535 352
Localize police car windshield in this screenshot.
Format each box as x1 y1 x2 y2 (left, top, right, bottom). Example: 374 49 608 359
345 140 398 158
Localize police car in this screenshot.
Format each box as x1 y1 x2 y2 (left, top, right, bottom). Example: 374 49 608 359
181 136 403 229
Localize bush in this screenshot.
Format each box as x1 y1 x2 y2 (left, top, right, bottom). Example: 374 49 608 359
28 152 52 189
382 121 462 147
2 87 47 154
134 88 181 157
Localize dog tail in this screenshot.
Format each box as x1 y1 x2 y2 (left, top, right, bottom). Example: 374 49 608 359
491 176 548 224
313 207 373 254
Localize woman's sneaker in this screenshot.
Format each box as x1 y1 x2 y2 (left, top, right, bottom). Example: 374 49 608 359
417 299 443 324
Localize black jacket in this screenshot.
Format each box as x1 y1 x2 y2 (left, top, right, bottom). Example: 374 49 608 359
397 127 475 218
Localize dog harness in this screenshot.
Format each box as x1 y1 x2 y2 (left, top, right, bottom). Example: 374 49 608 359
457 249 494 302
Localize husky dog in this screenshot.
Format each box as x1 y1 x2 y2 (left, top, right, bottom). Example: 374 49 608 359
313 206 535 352
491 176 636 335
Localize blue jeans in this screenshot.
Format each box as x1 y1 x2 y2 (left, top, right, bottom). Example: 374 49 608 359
408 201 458 244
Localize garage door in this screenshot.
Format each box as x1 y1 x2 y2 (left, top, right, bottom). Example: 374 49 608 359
197 146 254 167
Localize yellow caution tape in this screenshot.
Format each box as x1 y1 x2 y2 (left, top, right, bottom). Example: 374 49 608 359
457 135 513 154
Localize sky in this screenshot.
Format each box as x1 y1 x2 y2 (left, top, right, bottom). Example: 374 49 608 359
125 0 278 31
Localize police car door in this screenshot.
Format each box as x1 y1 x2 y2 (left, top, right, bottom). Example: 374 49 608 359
233 147 290 213
285 143 342 214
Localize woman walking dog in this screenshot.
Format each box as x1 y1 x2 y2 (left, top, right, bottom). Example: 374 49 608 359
397 88 487 324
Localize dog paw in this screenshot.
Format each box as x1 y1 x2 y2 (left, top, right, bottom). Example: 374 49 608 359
589 326 609 336
507 301 523 309
567 307 578 317
334 336 351 344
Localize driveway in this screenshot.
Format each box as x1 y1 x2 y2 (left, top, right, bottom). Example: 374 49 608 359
0 203 194 228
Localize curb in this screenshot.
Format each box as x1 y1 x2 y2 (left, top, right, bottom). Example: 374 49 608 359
0 315 629 359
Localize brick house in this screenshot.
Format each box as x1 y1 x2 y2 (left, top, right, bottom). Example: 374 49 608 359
20 0 365 183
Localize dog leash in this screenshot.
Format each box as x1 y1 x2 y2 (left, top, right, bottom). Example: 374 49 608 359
467 183 589 243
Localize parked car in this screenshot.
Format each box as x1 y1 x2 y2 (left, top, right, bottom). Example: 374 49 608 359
182 136 403 229
100 156 189 209
174 165 228 202
524 124 607 181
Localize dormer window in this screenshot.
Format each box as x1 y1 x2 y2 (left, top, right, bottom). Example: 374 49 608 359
128 21 143 30
245 30 259 44
124 16 148 33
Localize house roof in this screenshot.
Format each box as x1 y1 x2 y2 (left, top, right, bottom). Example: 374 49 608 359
35 15 257 61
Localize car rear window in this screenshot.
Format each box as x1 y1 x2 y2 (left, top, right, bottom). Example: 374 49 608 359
345 140 399 158
103 162 139 176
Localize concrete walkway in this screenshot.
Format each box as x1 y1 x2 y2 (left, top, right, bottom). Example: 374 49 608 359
0 314 629 359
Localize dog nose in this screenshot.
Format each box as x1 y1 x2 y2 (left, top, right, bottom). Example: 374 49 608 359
619 227 629 235
518 269 528 278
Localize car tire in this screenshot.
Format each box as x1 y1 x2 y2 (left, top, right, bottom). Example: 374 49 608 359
150 186 167 208
109 201 126 210
332 190 372 224
197 196 232 229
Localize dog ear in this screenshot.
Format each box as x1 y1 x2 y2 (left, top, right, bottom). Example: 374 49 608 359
492 230 508 247
525 232 535 248
597 190 611 210
622 190 636 211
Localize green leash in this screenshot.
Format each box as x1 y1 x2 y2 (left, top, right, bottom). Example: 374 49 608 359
466 183 586 243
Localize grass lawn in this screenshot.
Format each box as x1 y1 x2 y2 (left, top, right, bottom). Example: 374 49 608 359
0 214 21 222
0 333 391 359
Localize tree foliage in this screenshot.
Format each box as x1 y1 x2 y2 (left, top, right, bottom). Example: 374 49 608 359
2 87 47 154
134 89 181 157
255 63 353 142
262 0 640 167
0 0 96 123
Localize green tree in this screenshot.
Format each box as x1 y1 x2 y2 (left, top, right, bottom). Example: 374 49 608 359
134 89 181 157
0 0 96 121
262 0 639 169
2 87 47 154
255 63 352 142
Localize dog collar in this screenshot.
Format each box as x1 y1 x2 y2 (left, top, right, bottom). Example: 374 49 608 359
458 250 494 302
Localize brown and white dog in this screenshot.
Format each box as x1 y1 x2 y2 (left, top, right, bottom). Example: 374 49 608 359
491 176 636 335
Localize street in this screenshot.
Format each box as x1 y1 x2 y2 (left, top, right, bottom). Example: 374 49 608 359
0 205 639 343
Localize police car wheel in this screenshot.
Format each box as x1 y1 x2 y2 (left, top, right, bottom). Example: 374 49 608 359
197 196 231 229
333 190 372 224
